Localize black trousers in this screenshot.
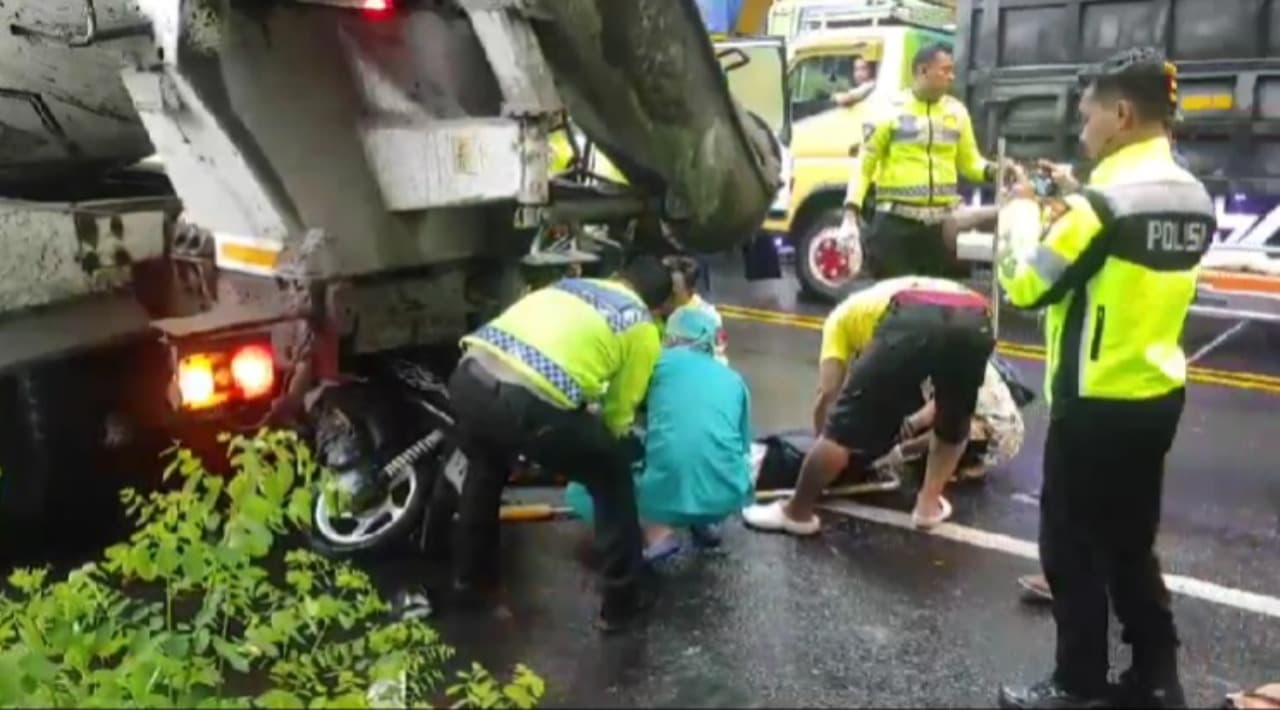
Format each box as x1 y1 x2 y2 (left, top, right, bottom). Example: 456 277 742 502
1041 390 1185 693
447 357 644 598
824 302 994 459
862 211 962 280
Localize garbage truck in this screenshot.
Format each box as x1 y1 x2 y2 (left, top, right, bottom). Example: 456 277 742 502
0 0 783 532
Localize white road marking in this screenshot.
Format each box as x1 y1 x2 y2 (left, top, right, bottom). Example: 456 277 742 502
820 499 1280 620
1010 492 1040 507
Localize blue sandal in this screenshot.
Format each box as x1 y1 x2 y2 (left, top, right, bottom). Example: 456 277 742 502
643 534 684 563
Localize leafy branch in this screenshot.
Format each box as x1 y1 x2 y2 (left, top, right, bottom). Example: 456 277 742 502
0 430 545 709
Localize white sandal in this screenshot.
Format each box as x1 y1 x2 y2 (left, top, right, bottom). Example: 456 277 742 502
912 496 953 530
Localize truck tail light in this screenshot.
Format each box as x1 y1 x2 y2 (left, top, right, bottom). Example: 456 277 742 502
176 343 277 411
294 0 393 15
177 355 219 411
230 345 276 400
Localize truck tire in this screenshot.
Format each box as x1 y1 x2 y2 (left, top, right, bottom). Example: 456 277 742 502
0 360 123 560
0 342 163 562
795 207 865 302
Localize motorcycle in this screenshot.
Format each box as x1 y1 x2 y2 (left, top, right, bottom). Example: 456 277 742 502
305 358 468 559
304 357 564 559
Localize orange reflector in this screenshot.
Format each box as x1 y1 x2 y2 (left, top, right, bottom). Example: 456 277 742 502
217 242 280 271
231 345 276 400
177 355 220 410
1181 94 1233 112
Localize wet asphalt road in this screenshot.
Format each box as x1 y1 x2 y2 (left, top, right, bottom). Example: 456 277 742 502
415 259 1280 708
8 258 1276 707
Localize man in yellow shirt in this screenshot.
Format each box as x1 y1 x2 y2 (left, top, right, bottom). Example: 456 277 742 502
447 256 674 633
742 276 994 534
841 44 1002 280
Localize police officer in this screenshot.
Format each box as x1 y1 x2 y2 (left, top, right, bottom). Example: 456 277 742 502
447 256 674 633
996 48 1214 709
841 43 1003 279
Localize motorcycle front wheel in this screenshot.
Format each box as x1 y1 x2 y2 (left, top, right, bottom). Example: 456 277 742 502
308 457 433 559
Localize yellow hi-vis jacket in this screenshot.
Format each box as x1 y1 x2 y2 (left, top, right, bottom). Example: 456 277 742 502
549 128 629 184
846 90 993 209
997 137 1216 414
460 278 660 436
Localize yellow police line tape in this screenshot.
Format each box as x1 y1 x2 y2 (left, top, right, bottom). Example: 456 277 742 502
716 303 1280 396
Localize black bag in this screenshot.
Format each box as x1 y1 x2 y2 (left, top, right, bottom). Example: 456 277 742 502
990 353 1037 409
754 433 810 491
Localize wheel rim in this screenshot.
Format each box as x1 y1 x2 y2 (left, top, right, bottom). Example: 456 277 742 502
313 464 418 547
807 227 855 290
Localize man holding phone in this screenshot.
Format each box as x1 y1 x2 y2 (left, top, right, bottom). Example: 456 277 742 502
996 48 1213 709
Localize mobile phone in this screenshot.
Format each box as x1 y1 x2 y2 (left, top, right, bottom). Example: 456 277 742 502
1031 171 1059 198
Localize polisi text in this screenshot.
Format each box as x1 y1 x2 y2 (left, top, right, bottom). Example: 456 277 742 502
1147 219 1208 253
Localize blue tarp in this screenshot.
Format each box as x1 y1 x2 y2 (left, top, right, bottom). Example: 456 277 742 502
695 0 744 33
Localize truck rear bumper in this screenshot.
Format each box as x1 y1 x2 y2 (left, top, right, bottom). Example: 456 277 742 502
0 294 153 376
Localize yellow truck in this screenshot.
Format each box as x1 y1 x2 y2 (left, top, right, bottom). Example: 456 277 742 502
761 0 957 299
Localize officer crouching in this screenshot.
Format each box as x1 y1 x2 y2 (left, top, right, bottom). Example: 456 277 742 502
996 48 1215 709
447 256 675 634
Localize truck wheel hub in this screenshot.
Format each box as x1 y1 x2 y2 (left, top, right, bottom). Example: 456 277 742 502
812 234 851 282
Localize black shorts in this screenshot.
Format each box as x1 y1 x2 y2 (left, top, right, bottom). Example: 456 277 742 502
823 299 995 457
862 211 964 280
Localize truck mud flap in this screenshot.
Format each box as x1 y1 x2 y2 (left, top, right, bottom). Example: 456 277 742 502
528 0 782 252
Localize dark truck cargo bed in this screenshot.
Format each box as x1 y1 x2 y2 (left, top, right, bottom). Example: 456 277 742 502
954 0 1280 195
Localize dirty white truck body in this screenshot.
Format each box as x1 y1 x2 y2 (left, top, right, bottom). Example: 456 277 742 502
0 0 781 526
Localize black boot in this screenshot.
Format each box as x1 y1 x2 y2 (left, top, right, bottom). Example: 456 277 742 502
1114 655 1186 709
595 572 659 634
998 677 1112 709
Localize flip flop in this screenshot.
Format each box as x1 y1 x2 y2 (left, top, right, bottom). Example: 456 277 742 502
1017 575 1054 603
911 496 953 530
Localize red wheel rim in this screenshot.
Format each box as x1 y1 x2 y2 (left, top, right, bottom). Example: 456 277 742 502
812 234 850 282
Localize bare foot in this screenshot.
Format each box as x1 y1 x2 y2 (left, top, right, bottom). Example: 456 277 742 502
643 524 676 547
954 465 987 482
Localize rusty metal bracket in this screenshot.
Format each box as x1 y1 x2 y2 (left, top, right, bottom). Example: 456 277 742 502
10 0 152 47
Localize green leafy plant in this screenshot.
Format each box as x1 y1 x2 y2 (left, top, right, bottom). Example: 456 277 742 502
0 430 544 709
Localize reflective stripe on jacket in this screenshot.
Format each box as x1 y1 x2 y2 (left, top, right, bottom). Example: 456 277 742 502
846 90 991 210
461 278 660 435
997 137 1216 412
